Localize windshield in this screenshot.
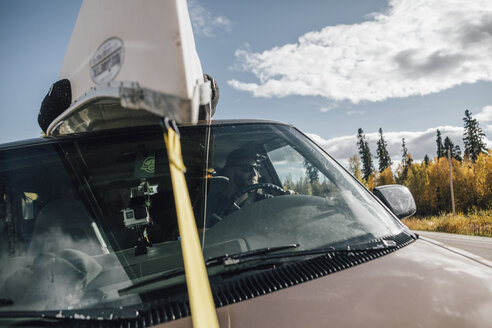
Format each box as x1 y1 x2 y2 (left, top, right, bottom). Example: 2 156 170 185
0 123 402 314
202 124 402 256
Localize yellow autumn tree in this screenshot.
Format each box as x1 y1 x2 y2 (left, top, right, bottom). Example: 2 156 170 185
424 157 453 214
404 161 431 215
375 166 394 187
472 151 492 209
405 150 491 215
452 157 476 212
348 155 364 183
365 171 378 191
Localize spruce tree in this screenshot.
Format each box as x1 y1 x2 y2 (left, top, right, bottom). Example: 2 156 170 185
443 136 453 155
423 154 430 165
376 128 392 172
443 136 462 162
357 128 374 181
303 159 319 184
453 145 462 162
398 138 412 183
463 110 487 162
401 138 408 166
436 129 444 158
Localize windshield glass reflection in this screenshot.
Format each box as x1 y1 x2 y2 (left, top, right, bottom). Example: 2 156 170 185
0 123 402 313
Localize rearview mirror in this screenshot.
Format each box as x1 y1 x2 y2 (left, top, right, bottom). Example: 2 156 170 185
373 185 416 220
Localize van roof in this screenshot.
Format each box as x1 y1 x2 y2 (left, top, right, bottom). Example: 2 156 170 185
0 119 291 150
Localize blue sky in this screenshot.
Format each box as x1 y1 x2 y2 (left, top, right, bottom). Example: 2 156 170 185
1 0 491 167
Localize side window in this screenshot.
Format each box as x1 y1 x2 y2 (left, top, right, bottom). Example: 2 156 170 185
267 145 335 197
0 143 112 258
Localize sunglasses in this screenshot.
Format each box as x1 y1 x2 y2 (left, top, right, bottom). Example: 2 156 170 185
234 163 260 173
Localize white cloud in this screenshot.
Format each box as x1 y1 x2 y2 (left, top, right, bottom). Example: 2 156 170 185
188 0 231 37
475 105 492 134
320 103 338 112
475 106 492 121
229 0 492 103
305 125 491 169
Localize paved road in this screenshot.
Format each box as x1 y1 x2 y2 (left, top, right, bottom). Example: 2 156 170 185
414 230 492 262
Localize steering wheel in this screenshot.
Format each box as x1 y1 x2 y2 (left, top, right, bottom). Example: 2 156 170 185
218 183 287 216
230 182 287 200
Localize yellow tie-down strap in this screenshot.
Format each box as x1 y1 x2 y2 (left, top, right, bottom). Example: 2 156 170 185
163 123 220 328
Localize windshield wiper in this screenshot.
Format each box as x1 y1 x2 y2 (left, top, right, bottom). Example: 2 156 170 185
0 308 136 326
282 238 398 258
118 239 398 295
214 239 399 268
205 243 300 266
118 243 299 295
170 239 399 278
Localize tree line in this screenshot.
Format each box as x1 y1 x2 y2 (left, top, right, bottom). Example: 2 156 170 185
350 110 491 216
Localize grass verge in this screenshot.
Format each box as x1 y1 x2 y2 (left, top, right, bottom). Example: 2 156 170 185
402 209 492 237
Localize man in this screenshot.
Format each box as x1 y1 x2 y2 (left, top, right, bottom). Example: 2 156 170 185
206 148 267 222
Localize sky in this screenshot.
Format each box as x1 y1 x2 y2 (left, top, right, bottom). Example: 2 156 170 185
1 0 491 169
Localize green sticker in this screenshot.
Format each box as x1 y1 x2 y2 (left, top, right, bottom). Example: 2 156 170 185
135 152 155 178
141 156 155 174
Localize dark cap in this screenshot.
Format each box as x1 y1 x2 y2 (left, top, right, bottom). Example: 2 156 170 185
225 148 259 167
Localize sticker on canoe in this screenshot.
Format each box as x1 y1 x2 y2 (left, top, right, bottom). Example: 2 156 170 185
90 37 124 84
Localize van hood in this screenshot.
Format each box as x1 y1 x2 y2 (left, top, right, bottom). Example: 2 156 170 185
164 239 492 328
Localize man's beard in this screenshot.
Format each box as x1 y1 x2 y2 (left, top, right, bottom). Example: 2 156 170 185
234 171 256 190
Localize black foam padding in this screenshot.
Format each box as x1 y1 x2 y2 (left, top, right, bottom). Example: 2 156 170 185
38 79 72 133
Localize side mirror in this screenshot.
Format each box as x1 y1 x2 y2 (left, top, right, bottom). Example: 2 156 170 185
373 185 416 220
